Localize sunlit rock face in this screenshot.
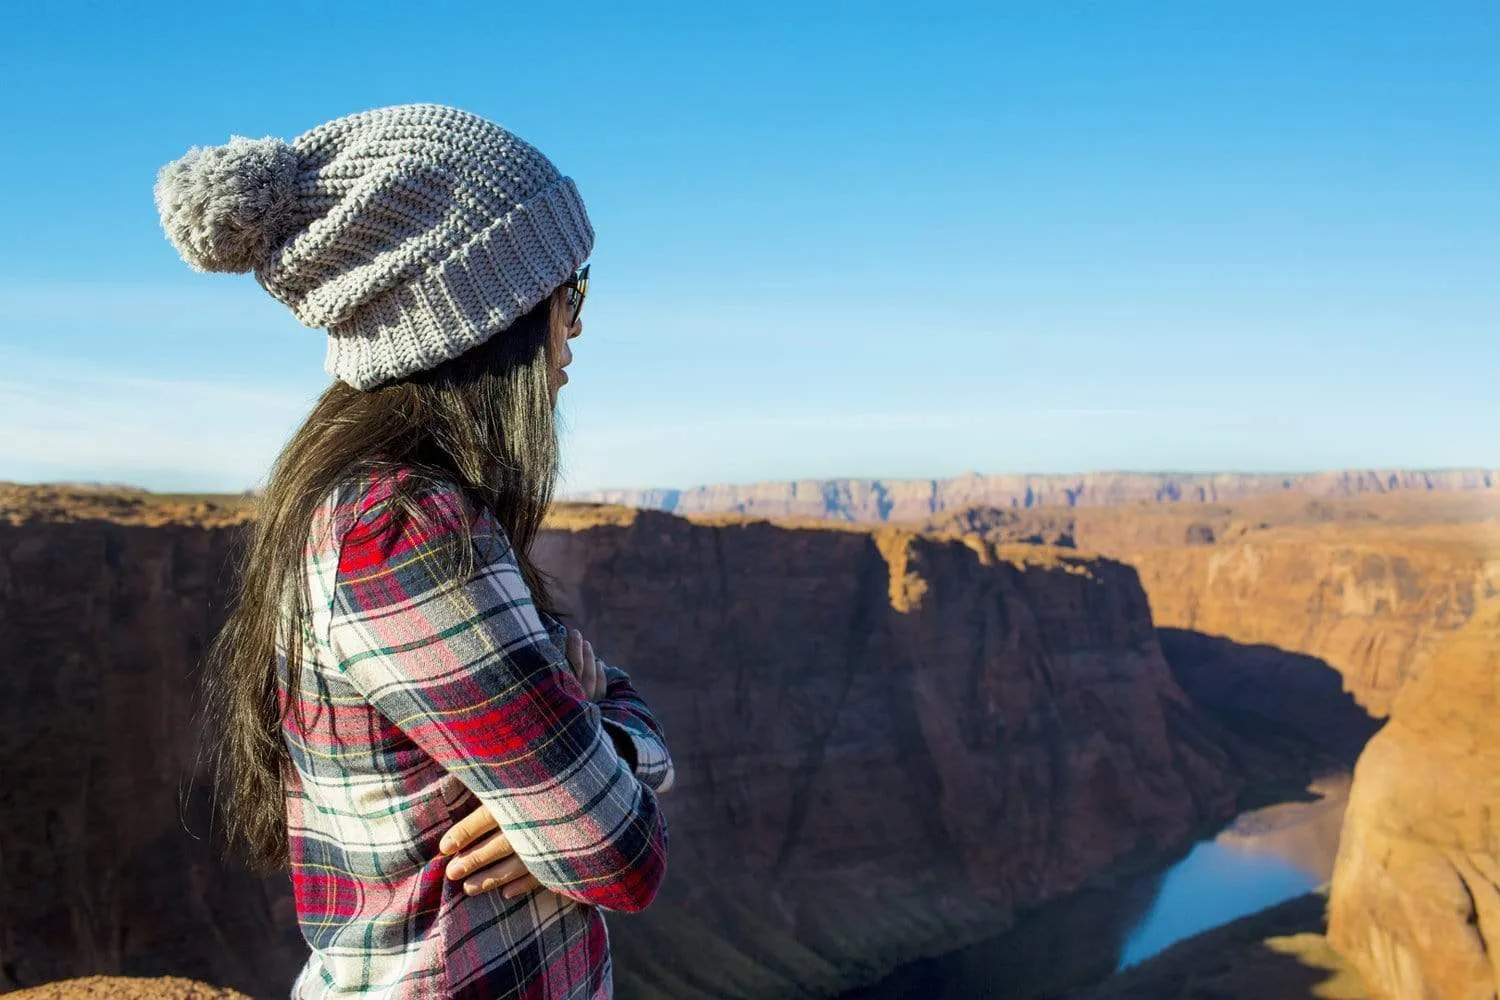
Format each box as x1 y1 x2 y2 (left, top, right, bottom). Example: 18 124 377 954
1128 524 1497 717
1328 598 1500 1000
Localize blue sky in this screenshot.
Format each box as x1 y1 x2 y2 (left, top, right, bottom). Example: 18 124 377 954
1 1 1495 492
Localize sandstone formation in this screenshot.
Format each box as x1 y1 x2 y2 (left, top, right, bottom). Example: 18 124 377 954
924 490 1498 555
1327 599 1500 1000
574 474 1497 719
924 505 1078 547
571 469 1498 521
538 507 1244 998
913 495 1497 721
1126 521 1498 717
1 487 1243 1000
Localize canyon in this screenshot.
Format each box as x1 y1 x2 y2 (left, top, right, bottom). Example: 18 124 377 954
1 484 1242 1000
533 506 1247 998
1117 513 1497 719
1 479 1495 999
1063 595 1500 1000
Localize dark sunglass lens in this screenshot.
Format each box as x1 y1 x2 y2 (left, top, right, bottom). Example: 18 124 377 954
571 266 589 323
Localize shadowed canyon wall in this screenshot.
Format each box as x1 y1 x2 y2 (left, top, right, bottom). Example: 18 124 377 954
912 496 1496 724
535 507 1243 998
0 512 302 996
927 501 1500 1000
567 481 1499 1000
579 475 1498 718
0 489 1243 1000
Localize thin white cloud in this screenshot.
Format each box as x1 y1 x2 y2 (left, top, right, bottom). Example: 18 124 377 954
0 352 314 489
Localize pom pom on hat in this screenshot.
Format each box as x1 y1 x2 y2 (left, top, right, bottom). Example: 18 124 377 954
154 135 300 273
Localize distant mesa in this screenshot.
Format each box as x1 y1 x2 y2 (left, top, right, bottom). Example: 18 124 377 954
39 480 148 492
568 468 1499 522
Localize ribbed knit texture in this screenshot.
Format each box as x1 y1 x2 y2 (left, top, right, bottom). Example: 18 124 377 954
155 103 594 390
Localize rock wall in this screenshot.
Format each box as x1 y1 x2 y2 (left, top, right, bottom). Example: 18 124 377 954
0 517 303 997
572 470 1498 522
535 507 1240 997
0 495 1242 1000
1126 524 1498 716
1327 599 1500 1000
909 497 1500 999
572 478 1498 718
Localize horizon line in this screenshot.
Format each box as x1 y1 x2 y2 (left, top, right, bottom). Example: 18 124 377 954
7 465 1497 497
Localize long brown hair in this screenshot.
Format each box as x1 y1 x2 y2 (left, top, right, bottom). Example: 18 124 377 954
191 289 568 872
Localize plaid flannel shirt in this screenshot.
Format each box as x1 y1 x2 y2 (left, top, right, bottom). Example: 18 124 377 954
278 468 672 999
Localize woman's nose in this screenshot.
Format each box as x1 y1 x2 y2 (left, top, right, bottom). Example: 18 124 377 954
568 320 583 340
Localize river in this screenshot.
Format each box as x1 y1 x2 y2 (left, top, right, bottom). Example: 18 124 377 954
839 777 1350 999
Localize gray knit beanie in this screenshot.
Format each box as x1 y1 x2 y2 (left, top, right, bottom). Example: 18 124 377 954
154 103 594 391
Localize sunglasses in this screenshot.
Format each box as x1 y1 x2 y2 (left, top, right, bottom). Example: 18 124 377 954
562 263 589 327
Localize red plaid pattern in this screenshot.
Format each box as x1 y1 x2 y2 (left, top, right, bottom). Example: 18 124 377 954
278 468 672 998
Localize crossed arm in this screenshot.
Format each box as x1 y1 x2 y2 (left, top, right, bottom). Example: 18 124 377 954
328 479 672 912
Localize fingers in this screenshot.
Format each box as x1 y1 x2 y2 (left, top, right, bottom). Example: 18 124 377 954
439 802 500 856
565 628 605 700
459 855 535 898
503 873 543 899
444 827 515 882
582 638 604 700
566 627 583 676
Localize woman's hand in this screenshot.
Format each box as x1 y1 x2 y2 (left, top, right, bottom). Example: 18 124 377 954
438 804 544 900
565 627 607 702
435 630 610 898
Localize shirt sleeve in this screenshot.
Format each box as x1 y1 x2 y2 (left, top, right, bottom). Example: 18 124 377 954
326 479 668 913
534 612 676 795
595 660 676 794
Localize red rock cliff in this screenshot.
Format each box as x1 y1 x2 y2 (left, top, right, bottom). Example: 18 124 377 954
609 483 1497 720
1125 523 1498 716
919 497 1496 722
0 509 302 997
1326 598 1500 1000
535 506 1241 997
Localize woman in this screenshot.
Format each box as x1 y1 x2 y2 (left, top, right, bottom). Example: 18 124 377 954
158 103 673 999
